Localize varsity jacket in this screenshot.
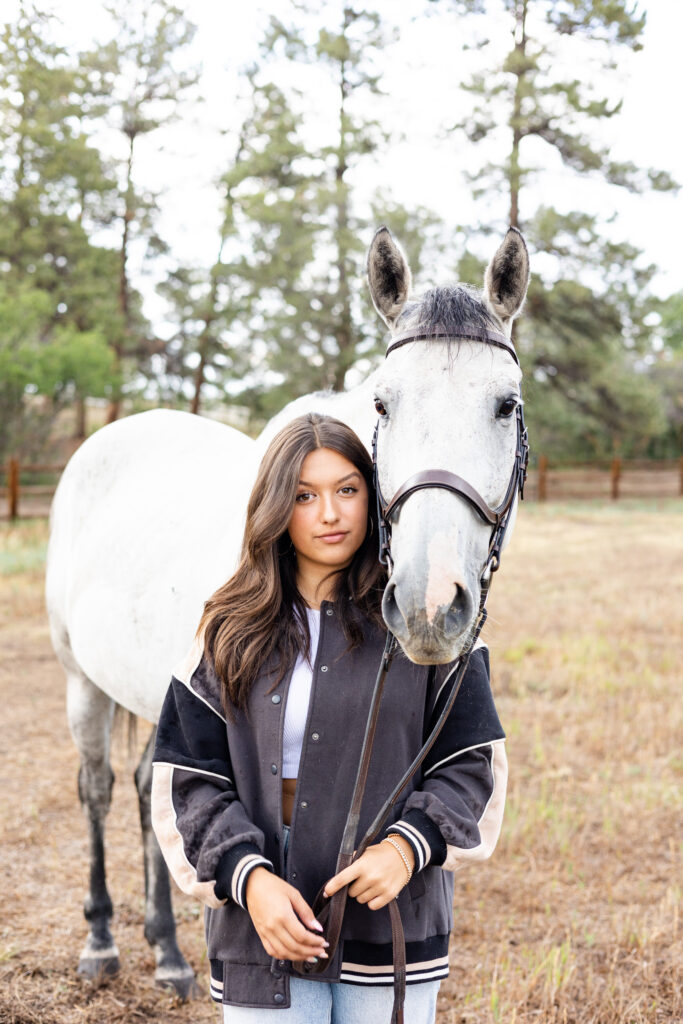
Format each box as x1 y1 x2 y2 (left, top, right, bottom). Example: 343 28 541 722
151 598 507 1010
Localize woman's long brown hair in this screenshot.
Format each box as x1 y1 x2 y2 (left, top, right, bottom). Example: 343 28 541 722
197 413 387 717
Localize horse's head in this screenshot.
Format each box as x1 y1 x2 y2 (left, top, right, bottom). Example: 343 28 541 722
367 226 529 664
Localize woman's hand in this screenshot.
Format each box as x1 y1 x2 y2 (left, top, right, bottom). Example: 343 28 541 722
323 836 416 911
245 867 329 963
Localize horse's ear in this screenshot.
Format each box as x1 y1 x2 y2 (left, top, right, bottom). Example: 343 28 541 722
367 226 412 329
484 227 530 328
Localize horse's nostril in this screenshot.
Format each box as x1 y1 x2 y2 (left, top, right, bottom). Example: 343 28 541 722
446 583 473 631
381 579 405 633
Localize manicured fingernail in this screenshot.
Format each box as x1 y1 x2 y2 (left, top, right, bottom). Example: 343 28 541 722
311 920 323 932
322 890 329 898
307 956 319 964
322 941 329 948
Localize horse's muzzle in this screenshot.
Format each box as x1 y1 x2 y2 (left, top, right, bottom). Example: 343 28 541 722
382 575 475 663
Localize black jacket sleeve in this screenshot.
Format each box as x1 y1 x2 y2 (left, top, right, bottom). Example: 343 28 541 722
379 643 507 873
151 636 273 909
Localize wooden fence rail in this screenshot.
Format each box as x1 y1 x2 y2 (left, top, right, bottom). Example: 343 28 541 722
2 458 66 521
2 455 683 521
530 456 683 503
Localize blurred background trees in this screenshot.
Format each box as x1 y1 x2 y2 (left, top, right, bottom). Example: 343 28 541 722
0 0 679 465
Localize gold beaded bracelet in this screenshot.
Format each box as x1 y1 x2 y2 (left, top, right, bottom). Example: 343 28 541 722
383 835 413 884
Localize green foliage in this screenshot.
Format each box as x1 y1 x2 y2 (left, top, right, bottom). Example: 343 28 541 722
0 0 197 454
32 327 115 401
0 279 115 459
0 3 124 458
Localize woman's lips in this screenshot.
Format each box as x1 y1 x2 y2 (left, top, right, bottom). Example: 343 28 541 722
317 532 348 543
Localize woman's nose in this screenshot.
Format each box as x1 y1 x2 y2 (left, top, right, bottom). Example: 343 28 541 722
320 494 339 522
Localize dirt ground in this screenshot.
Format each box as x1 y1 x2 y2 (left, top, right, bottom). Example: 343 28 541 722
0 502 681 1024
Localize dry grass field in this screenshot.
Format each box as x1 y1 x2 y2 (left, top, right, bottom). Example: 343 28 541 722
0 502 681 1024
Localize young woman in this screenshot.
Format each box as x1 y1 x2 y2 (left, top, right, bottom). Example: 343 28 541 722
151 412 507 1024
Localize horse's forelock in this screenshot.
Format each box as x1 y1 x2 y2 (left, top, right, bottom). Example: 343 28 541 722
395 284 496 340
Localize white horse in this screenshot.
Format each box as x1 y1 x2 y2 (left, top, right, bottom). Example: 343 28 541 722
45 226 529 995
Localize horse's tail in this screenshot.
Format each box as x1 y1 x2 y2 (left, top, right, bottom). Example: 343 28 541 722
113 703 139 763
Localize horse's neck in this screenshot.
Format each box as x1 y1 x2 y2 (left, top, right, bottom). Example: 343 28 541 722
256 366 382 454
331 367 381 445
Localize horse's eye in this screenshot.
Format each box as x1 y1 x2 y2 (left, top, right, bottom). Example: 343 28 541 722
497 397 518 419
374 398 388 416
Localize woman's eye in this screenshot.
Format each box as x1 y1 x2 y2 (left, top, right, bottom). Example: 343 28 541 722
374 398 387 416
497 397 518 419
339 486 358 495
295 492 314 503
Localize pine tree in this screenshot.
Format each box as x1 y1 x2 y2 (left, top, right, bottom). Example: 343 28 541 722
222 4 437 421
158 79 313 418
80 0 198 422
162 15 439 426
431 0 676 458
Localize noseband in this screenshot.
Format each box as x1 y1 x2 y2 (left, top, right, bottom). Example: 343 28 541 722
371 325 529 578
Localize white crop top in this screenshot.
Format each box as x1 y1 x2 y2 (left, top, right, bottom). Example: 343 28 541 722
282 606 321 778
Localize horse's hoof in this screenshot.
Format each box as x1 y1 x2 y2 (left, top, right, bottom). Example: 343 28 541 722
78 955 120 980
155 969 203 1001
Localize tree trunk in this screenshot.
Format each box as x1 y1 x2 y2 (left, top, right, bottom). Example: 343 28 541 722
106 133 136 424
332 29 352 393
75 395 87 440
190 352 206 415
509 0 528 231
104 393 121 424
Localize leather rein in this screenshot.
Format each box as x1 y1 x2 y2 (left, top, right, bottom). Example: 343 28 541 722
291 325 529 1023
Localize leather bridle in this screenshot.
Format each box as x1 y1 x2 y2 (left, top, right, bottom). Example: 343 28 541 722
373 325 529 579
292 325 529 1024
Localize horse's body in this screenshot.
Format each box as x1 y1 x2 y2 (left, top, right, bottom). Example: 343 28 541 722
45 227 529 994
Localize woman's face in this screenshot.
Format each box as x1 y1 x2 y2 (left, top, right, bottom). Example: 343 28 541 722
287 447 369 580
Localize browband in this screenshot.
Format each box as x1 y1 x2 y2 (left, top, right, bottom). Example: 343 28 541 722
386 326 519 366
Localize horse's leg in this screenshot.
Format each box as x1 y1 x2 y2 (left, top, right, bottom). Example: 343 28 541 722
135 728 201 999
66 671 119 979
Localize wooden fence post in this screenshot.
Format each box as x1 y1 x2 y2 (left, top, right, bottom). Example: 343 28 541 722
8 457 19 521
610 457 621 500
538 455 548 501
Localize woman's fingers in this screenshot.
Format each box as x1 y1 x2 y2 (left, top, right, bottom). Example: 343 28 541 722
323 860 358 897
288 887 324 935
324 846 408 904
263 917 328 962
268 928 327 962
282 914 328 953
269 903 328 960
348 878 379 901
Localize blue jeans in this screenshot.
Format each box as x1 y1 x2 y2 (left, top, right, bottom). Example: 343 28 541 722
222 825 440 1022
222 976 440 1024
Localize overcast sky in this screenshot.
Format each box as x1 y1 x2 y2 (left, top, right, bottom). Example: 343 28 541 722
10 0 683 320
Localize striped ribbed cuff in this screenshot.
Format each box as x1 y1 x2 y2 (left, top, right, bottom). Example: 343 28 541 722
381 809 447 871
214 842 274 909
